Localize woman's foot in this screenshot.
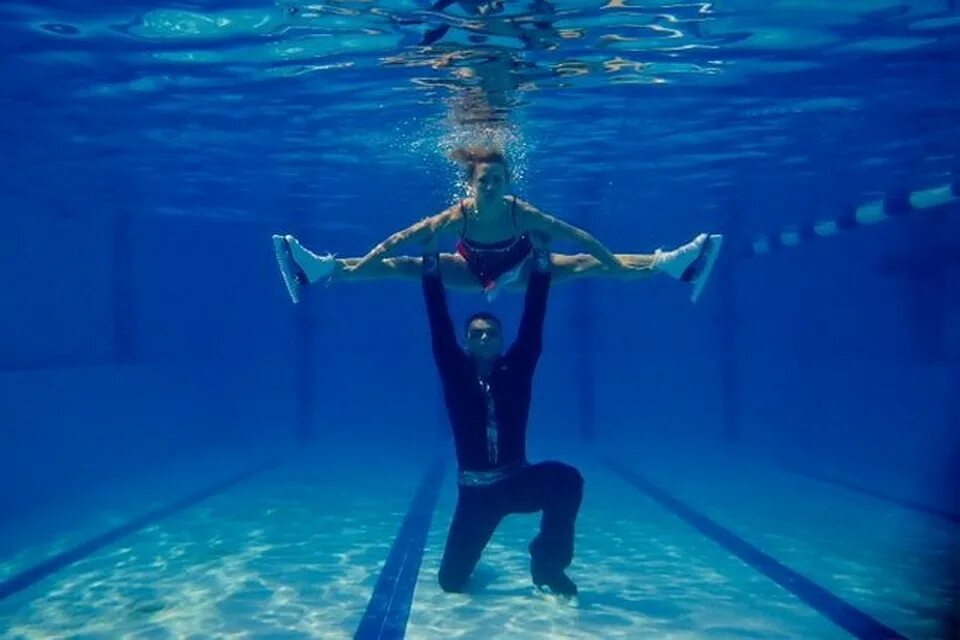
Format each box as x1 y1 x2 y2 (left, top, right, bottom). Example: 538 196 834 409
272 234 336 304
653 233 724 302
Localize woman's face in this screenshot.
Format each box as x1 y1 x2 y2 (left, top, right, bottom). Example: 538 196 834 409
471 162 507 200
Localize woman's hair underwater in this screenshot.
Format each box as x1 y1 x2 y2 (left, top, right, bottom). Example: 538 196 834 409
449 146 510 183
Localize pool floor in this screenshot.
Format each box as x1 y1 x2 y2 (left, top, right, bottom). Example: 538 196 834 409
0 446 954 639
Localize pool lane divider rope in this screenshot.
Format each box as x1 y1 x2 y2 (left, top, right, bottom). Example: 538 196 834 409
0 459 280 603
745 179 959 258
603 459 908 640
354 458 446 640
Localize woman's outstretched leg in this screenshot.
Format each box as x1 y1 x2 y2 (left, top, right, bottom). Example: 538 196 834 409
333 254 479 290
275 232 722 302
549 252 656 281
273 234 479 302
507 233 723 302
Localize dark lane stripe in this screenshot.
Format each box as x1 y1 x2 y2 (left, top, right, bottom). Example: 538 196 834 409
784 464 960 525
604 460 907 640
0 460 280 602
354 459 446 640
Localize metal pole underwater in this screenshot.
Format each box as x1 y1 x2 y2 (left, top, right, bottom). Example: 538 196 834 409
572 176 602 442
291 210 316 443
876 206 956 364
573 270 596 441
112 209 137 364
718 203 742 444
294 299 315 443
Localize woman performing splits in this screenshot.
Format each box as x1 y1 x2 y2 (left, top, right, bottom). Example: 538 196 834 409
273 147 723 303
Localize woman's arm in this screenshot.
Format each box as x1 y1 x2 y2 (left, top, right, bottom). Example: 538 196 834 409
349 204 460 271
514 197 622 270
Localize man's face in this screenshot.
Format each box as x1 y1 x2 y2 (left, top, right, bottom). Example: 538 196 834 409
465 317 504 360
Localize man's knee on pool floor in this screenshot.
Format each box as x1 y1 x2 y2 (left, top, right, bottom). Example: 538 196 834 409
542 461 585 492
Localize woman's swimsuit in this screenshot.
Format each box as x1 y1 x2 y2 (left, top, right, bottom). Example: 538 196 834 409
455 197 534 292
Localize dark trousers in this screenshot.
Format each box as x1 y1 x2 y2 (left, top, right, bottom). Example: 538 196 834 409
438 461 584 593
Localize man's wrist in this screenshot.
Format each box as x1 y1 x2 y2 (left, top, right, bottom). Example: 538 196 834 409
532 248 551 273
422 252 441 275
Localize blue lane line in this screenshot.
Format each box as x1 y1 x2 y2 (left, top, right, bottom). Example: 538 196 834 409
0 460 279 603
354 459 446 640
783 464 960 526
604 460 908 640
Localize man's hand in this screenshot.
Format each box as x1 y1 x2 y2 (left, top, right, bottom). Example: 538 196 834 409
530 232 552 273
529 230 550 250
421 228 441 253
421 232 442 277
